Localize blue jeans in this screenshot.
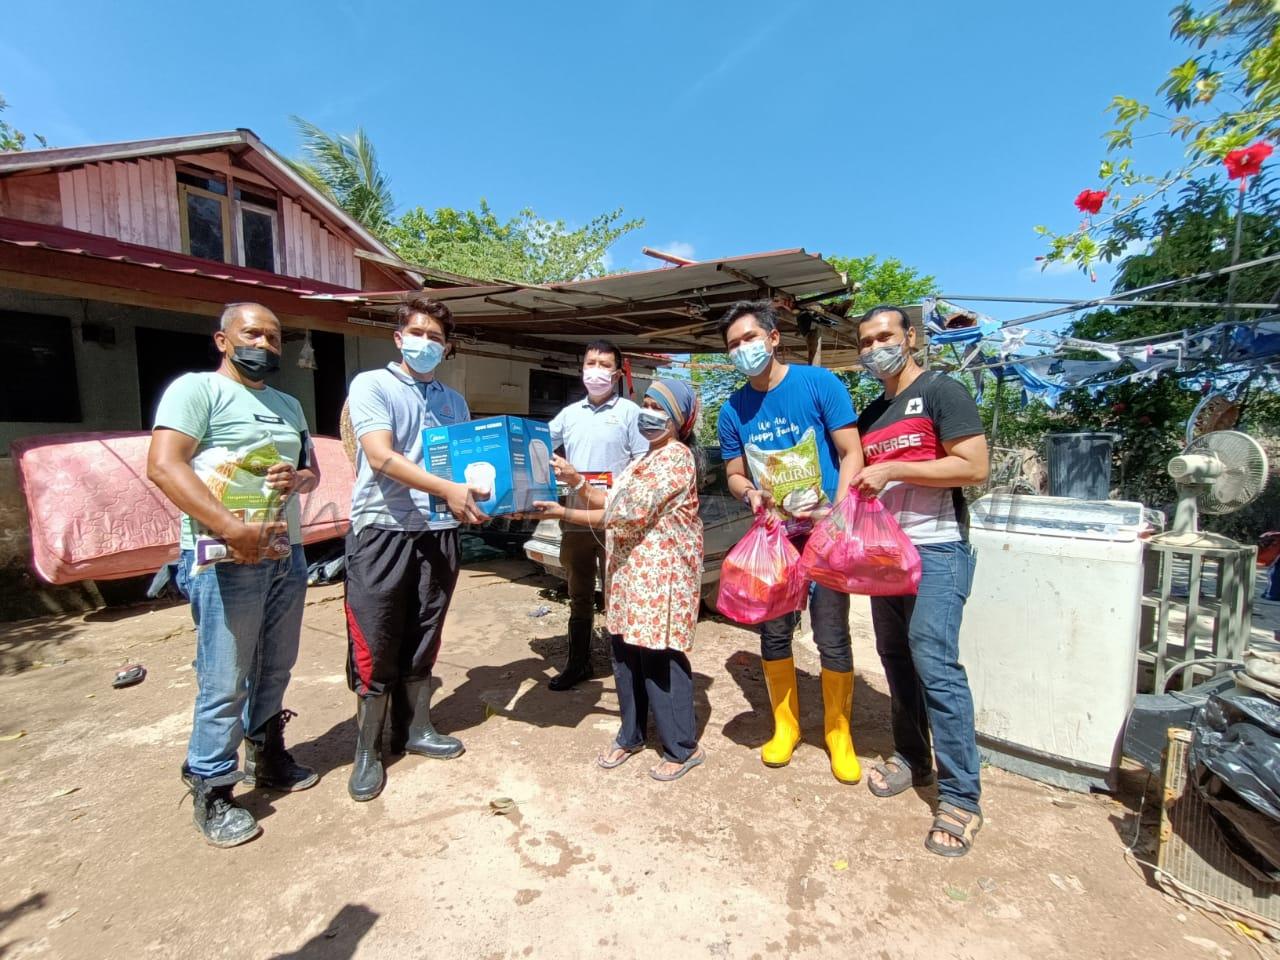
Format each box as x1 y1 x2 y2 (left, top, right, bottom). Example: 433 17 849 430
869 541 981 813
759 583 852 672
175 545 308 778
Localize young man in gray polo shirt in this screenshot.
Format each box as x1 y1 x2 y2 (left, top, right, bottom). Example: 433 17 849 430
343 296 487 802
545 340 647 690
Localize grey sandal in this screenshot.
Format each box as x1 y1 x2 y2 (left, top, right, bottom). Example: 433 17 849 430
867 755 936 798
649 749 705 782
925 801 983 857
596 743 642 770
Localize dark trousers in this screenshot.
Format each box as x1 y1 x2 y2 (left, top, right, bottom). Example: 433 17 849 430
611 636 697 762
344 526 460 697
561 528 606 633
870 541 981 813
759 583 853 672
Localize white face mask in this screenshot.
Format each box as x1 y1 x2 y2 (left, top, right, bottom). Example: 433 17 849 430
583 367 615 397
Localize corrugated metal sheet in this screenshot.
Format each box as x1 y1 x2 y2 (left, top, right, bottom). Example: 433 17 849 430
305 249 859 353
0 216 356 296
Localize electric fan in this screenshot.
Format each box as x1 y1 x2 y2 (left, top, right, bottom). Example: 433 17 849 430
1155 430 1269 548
1185 392 1242 445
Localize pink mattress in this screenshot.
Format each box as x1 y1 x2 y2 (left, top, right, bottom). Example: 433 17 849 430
13 431 354 585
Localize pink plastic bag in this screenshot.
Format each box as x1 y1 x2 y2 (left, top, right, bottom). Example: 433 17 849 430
799 491 921 596
717 513 806 624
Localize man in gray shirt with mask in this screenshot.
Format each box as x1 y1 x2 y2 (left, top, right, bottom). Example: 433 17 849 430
545 340 647 690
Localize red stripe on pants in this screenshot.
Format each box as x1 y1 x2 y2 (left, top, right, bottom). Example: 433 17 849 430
346 600 375 691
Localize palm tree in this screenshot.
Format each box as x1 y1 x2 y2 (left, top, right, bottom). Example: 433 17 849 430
289 116 395 238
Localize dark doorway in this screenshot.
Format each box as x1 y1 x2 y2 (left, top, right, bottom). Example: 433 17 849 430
310 330 346 437
528 368 582 421
0 310 81 422
136 327 217 427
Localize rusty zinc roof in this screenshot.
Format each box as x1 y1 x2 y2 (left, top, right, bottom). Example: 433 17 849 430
303 248 859 354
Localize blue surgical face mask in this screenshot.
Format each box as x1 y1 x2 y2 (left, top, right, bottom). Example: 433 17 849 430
730 340 772 377
861 342 908 379
637 408 671 440
401 334 445 374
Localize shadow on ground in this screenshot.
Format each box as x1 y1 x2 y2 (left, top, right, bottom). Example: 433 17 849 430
266 903 379 959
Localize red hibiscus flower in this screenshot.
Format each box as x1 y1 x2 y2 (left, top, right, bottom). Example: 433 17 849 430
1223 141 1273 184
1074 189 1108 215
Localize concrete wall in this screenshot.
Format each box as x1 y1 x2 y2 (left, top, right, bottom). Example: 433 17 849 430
0 287 663 612
0 288 322 451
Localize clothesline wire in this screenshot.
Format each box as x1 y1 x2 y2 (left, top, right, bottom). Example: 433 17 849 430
978 251 1280 330
936 312 1280 377
940 295 1278 310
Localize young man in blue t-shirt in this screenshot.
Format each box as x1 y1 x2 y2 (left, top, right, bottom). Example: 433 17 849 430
716 300 865 784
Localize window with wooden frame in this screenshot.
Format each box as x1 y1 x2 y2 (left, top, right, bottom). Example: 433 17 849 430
234 186 280 273
177 168 280 272
178 171 231 263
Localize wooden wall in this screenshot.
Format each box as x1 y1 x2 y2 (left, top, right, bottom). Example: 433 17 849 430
59 158 181 252
0 173 62 226
1 152 362 289
280 196 359 289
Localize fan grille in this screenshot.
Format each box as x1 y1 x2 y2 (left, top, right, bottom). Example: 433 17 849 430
1184 430 1268 514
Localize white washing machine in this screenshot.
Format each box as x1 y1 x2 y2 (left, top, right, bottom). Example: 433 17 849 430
958 494 1147 791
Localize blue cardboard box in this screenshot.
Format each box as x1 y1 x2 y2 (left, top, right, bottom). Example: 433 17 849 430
423 416 556 518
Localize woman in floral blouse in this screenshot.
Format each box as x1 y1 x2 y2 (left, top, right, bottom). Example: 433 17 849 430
534 379 705 781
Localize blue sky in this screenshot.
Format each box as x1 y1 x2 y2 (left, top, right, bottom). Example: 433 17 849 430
3 1 1188 322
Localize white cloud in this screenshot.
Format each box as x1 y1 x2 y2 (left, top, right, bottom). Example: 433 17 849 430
661 240 697 262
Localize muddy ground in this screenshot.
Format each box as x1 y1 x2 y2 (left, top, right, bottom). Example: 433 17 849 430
0 560 1264 959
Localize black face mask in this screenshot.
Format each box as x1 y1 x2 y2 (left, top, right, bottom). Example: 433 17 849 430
230 346 281 381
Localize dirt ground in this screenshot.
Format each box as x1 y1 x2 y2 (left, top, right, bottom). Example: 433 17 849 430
0 560 1267 959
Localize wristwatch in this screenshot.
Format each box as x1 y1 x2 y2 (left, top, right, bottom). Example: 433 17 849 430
741 486 755 504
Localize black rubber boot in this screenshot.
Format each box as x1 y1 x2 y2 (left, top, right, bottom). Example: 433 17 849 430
185 769 260 848
348 694 388 802
548 619 592 691
391 678 464 759
244 709 319 791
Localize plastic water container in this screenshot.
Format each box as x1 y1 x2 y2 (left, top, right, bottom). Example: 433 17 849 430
1045 432 1117 500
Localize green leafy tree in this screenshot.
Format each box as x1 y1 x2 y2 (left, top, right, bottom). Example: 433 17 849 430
1038 0 1279 270
0 94 46 152
291 117 642 283
289 116 395 237
827 254 937 314
1007 174 1280 514
387 202 642 284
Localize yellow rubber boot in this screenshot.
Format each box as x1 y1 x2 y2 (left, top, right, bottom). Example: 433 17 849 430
821 669 862 784
760 657 801 767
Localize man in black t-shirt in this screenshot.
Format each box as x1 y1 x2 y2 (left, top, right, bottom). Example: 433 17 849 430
852 304 990 858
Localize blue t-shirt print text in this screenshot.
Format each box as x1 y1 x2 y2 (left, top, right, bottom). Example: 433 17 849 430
716 364 857 506
745 414 804 449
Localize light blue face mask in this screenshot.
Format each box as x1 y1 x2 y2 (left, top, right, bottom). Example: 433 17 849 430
730 340 772 377
401 334 445 374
